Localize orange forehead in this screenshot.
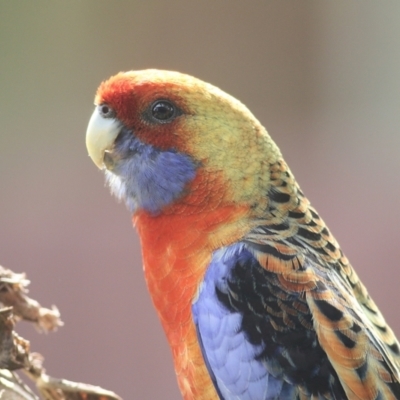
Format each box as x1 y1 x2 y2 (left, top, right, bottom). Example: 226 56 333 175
95 72 192 150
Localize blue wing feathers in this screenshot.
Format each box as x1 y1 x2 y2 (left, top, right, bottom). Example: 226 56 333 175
192 244 289 400
192 243 348 399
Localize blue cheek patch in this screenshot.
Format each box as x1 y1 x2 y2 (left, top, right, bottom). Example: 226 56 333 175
105 130 197 214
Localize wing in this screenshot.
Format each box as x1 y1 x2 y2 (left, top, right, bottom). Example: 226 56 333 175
193 243 351 399
192 243 301 400
243 159 400 399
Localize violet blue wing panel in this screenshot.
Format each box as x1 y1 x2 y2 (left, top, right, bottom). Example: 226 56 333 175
192 244 291 400
192 243 348 400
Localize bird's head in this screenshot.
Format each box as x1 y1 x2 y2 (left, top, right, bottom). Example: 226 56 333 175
86 70 282 215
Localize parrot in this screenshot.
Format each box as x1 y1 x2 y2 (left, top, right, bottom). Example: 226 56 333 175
85 69 400 400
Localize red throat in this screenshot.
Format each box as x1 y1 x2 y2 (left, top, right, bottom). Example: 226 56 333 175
133 171 251 399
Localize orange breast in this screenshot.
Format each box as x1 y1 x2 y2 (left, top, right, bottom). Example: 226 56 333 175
133 172 251 399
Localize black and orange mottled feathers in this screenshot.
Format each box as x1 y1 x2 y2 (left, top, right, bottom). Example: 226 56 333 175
243 159 400 399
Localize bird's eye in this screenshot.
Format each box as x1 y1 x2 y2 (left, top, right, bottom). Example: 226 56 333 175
98 104 115 118
151 100 176 122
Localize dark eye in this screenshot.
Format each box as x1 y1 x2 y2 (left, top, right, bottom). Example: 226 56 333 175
98 104 115 118
151 100 176 122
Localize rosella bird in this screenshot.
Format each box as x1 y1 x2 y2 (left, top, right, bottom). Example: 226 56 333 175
85 70 400 399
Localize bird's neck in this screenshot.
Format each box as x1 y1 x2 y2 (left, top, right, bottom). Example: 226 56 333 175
132 171 252 399
133 172 252 329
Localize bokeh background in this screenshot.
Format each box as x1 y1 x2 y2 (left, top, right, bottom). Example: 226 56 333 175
1 2 400 399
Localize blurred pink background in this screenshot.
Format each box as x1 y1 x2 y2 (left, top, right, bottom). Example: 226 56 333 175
1 2 400 399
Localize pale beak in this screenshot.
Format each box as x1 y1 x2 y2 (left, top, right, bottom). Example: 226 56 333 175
85 106 121 169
